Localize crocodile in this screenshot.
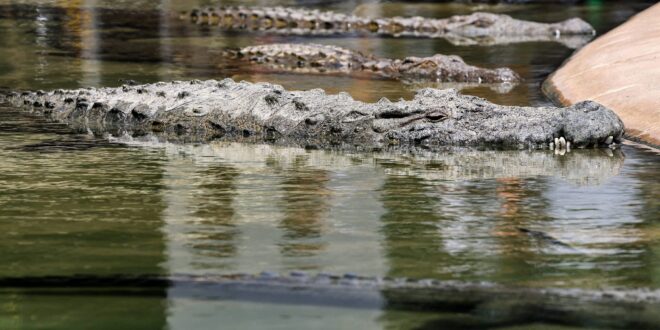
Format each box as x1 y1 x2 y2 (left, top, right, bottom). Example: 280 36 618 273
186 6 595 48
2 272 659 328
1 79 624 150
229 43 520 84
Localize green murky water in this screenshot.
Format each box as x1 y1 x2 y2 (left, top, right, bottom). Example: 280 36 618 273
0 1 658 329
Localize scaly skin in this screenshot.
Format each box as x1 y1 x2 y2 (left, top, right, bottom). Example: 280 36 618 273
2 272 659 328
186 6 595 48
2 79 624 150
232 43 520 83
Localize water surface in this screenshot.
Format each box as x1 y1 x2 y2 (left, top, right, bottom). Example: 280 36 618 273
0 1 658 329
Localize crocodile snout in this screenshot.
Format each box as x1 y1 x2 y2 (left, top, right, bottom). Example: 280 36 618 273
563 101 624 148
554 18 596 35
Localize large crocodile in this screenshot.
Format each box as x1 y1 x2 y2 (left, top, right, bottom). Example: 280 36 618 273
186 6 595 48
229 43 520 84
2 272 659 328
1 79 624 150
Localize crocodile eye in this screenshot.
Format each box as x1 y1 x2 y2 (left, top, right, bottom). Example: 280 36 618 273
426 111 447 122
472 18 493 28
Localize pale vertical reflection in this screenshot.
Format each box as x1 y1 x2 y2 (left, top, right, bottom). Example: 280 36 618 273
275 161 389 275
158 143 284 275
148 141 388 329
113 138 392 275
318 167 388 275
439 181 500 257
158 0 173 80
160 154 205 274
491 178 545 283
80 0 101 86
33 7 49 83
348 3 384 102
151 141 388 330
230 167 286 273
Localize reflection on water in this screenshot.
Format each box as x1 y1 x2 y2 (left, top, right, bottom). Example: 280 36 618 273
277 159 330 259
0 0 658 329
189 164 240 262
0 121 658 328
379 175 448 279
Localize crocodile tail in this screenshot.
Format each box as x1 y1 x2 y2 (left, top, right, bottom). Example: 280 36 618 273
0 89 33 106
222 48 242 59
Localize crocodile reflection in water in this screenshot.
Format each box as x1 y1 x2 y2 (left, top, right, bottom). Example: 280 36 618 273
113 138 625 186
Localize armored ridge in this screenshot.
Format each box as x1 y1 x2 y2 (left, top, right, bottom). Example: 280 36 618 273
232 43 520 83
2 272 659 328
186 6 595 48
2 79 623 150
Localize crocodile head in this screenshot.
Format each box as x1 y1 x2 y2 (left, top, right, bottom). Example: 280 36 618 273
392 54 520 83
447 12 596 37
368 89 623 149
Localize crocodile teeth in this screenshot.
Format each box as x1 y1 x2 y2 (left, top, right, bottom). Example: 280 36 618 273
552 137 571 154
604 136 613 145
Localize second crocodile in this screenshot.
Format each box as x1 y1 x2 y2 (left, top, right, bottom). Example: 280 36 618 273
187 6 595 48
230 43 520 84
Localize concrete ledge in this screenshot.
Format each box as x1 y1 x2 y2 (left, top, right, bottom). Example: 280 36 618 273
543 3 660 148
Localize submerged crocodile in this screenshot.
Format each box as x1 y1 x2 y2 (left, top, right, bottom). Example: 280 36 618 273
2 272 659 328
186 6 595 48
1 79 624 150
229 43 520 84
